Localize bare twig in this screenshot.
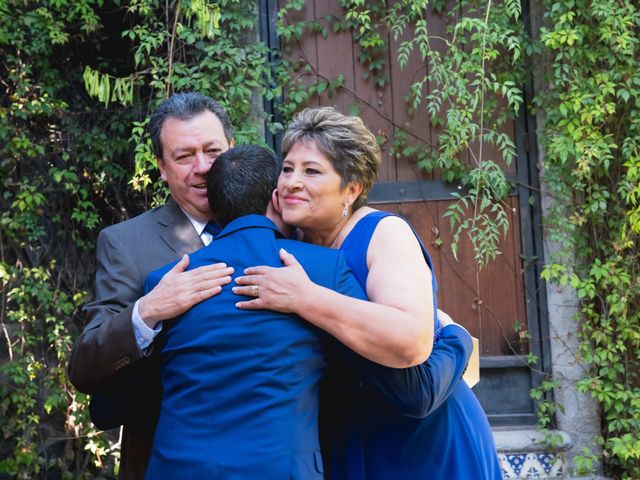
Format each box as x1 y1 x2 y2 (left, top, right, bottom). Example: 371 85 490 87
294 69 437 149
0 228 13 362
166 0 182 97
283 7 438 149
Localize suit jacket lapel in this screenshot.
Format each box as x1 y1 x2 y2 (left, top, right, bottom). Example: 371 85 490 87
156 198 204 256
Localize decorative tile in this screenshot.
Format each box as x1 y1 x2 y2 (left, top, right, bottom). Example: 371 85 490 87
499 452 565 478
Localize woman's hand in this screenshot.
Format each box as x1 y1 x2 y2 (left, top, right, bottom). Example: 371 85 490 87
233 248 313 313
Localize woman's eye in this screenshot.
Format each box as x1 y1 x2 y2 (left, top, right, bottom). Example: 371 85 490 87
282 166 293 173
306 168 320 174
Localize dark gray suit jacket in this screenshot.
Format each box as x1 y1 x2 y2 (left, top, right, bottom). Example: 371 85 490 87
68 198 202 479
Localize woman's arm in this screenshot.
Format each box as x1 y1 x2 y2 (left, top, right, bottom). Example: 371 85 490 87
234 216 434 368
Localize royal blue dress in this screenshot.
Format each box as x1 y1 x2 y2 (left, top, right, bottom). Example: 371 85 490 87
322 211 502 479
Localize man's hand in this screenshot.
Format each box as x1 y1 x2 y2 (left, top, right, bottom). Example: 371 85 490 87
437 309 455 328
139 255 234 328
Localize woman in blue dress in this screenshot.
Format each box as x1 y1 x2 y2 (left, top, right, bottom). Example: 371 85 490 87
234 106 502 479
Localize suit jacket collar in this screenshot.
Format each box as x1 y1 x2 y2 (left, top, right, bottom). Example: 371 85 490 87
216 214 285 240
156 198 204 256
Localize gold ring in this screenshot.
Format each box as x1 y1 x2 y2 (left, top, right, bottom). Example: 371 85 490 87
251 285 260 297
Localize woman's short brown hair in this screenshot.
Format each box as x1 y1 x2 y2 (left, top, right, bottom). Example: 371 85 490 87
282 107 381 210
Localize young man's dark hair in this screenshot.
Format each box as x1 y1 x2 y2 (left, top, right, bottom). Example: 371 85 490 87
207 145 281 227
148 92 234 160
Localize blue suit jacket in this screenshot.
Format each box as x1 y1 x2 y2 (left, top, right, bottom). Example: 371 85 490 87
143 215 367 479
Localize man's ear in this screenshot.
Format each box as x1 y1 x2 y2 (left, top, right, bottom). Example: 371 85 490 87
266 198 284 228
271 188 282 214
266 196 293 238
157 157 168 182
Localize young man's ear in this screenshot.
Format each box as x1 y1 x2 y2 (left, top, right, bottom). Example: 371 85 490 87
271 189 282 214
267 191 293 238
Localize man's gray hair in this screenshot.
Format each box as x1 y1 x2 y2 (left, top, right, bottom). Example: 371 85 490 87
149 93 233 160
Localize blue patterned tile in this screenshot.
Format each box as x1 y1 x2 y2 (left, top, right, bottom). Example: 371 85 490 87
499 452 565 478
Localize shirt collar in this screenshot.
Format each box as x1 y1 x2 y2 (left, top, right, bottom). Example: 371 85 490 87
179 208 208 236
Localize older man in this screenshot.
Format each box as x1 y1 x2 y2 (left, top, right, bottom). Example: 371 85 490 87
68 93 235 478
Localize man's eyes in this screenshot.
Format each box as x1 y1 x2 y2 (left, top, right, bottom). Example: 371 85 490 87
174 150 220 162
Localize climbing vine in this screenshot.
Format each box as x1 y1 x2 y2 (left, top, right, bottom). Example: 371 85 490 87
539 0 640 477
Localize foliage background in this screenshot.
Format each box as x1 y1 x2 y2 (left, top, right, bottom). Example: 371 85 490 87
0 1 277 477
0 0 638 478
537 0 640 477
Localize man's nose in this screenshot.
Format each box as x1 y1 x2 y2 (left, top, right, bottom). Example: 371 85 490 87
193 152 213 173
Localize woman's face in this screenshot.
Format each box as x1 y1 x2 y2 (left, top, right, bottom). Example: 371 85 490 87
277 140 350 230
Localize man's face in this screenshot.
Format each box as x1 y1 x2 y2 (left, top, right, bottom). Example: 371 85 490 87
158 110 234 221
